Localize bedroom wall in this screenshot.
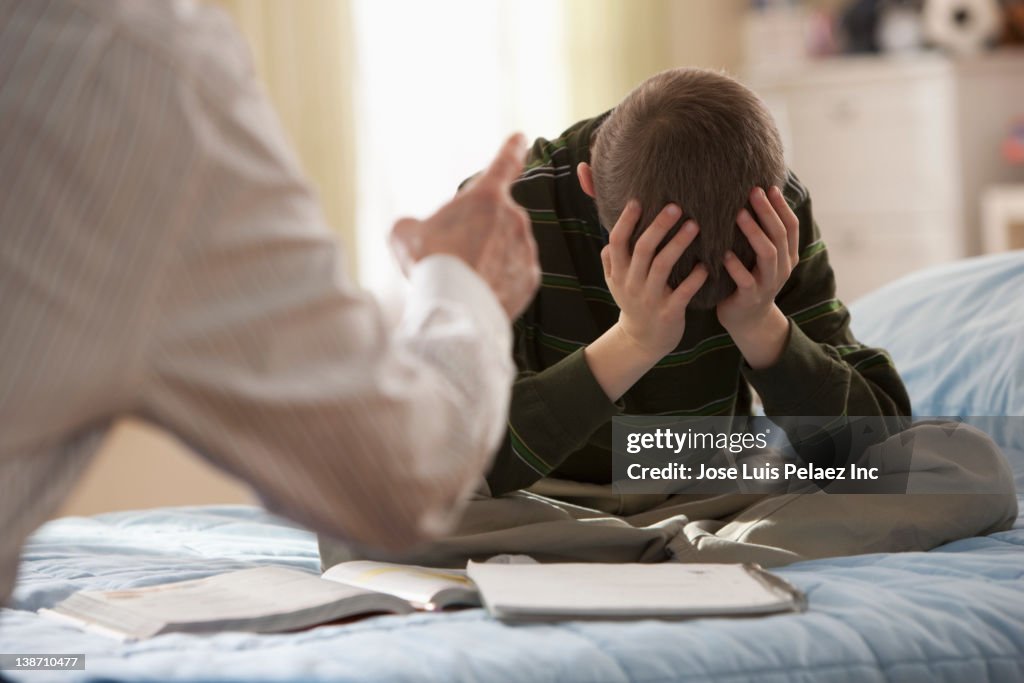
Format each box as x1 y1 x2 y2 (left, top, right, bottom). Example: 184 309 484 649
57 420 253 517
565 0 746 120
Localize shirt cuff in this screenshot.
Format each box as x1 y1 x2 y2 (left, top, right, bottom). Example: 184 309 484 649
741 319 837 415
407 254 511 356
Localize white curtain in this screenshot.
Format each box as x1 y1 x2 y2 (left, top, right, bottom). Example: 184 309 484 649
211 0 358 272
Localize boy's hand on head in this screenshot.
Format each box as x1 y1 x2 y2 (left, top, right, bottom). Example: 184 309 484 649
602 200 708 362
584 200 707 402
716 186 799 369
390 133 540 320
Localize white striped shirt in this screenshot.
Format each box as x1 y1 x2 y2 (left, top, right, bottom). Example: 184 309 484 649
0 0 513 603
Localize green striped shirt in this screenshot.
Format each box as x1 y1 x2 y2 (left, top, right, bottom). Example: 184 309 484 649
481 113 911 495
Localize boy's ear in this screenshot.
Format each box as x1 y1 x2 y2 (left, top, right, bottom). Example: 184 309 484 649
577 162 596 199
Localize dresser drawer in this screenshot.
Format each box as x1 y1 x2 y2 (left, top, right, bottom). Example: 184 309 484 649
772 77 958 215
749 53 1024 259
814 211 962 301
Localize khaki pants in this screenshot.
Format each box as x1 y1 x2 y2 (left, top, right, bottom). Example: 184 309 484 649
319 422 1018 569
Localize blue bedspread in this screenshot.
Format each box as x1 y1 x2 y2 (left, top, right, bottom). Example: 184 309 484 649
2 488 1023 683
4 253 1024 682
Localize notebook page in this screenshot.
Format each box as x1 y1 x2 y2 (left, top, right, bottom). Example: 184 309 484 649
466 562 796 617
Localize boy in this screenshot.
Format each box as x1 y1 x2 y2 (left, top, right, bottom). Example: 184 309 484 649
320 68 1015 569
487 67 909 496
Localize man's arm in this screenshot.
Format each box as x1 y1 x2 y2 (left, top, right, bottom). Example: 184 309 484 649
134 10 538 549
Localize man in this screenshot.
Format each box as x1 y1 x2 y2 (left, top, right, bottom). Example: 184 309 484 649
0 0 539 604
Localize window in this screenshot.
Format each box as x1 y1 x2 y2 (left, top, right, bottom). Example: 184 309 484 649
351 0 569 294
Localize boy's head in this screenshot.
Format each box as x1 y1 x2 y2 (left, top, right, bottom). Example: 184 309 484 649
582 67 786 310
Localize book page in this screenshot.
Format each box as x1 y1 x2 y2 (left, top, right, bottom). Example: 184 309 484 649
47 566 380 637
466 562 799 618
323 561 477 608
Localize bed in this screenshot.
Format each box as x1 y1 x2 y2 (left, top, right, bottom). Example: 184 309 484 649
3 251 1023 683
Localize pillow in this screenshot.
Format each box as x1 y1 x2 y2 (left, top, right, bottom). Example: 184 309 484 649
849 251 1024 451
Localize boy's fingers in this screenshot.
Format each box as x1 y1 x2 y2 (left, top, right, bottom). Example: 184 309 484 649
633 204 682 265
723 250 757 290
609 199 641 275
737 208 776 280
600 245 612 280
474 133 529 191
768 185 800 264
628 203 682 290
647 220 698 295
750 187 787 260
669 263 709 309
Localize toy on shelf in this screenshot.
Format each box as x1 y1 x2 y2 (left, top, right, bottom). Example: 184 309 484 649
923 0 1003 55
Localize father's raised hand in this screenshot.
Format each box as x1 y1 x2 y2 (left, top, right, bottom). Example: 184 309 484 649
390 134 540 320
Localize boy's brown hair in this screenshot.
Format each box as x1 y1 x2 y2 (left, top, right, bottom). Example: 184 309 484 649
590 67 786 309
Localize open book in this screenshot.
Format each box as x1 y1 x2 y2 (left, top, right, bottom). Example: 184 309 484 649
39 562 477 641
40 560 805 639
465 561 806 621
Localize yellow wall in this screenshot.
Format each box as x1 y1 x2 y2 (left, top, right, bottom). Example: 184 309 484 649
566 0 746 119
212 0 359 274
57 420 252 517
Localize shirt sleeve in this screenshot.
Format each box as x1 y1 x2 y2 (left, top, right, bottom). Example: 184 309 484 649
484 342 622 497
741 174 912 436
139 12 513 550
